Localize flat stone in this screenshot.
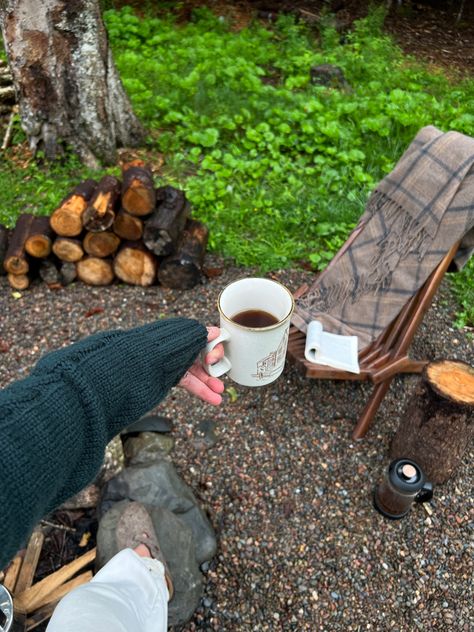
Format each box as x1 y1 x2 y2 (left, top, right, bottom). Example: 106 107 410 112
122 414 174 435
96 500 202 627
100 459 217 564
123 432 174 464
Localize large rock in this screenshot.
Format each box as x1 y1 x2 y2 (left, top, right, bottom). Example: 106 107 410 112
100 459 217 565
96 500 203 627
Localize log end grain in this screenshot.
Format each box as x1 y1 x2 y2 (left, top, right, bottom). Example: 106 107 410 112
76 257 114 286
113 245 157 286
425 360 474 406
24 235 52 259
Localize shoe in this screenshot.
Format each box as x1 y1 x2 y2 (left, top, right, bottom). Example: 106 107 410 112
116 501 174 600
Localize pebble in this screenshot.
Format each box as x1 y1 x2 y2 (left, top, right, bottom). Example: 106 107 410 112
1 268 472 632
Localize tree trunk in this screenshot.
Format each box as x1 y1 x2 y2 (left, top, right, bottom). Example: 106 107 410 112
157 219 208 289
390 360 474 483
0 0 144 166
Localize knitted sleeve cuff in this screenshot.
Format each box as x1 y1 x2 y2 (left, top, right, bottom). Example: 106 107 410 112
32 317 209 437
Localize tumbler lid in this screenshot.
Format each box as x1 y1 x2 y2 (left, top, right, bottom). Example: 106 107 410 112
388 458 425 493
0 584 14 632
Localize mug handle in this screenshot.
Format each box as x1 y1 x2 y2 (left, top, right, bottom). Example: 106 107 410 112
202 328 232 377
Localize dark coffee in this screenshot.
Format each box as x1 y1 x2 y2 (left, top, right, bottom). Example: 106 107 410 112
231 309 279 328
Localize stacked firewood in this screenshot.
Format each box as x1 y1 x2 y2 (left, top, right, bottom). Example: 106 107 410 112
0 161 209 290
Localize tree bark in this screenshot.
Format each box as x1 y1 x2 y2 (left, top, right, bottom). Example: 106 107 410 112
143 187 189 256
157 219 208 289
0 0 144 166
390 360 474 483
50 180 97 237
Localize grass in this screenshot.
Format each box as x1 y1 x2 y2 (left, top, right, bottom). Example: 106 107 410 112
1 4 473 326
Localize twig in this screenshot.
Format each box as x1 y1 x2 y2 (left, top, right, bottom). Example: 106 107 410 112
39 520 76 533
1 105 18 151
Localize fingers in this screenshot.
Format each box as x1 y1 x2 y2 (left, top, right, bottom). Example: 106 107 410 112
179 368 223 406
189 362 225 394
205 326 225 365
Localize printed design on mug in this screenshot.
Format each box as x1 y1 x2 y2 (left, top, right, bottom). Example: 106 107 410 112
252 329 289 380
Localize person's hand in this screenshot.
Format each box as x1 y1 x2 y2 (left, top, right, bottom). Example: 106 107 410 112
178 326 225 405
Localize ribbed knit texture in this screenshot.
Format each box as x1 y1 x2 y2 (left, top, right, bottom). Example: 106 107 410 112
0 318 208 570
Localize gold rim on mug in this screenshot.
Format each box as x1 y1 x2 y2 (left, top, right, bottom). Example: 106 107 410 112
216 277 295 332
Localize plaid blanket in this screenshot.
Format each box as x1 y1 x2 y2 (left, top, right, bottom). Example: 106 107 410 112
293 125 474 350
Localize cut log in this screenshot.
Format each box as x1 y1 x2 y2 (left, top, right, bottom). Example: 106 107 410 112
83 231 121 258
143 187 189 256
113 209 144 241
24 216 55 258
52 237 84 263
38 258 61 285
76 257 114 286
157 219 208 289
0 223 10 275
121 161 156 216
82 175 121 232
113 241 157 286
60 262 77 286
4 213 34 274
8 272 30 290
49 180 97 237
390 359 474 483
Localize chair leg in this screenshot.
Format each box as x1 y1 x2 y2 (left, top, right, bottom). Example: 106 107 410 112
352 379 393 440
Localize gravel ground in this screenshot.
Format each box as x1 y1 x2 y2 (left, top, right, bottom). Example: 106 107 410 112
1 260 473 632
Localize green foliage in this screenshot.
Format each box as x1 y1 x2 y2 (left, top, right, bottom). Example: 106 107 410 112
0 151 103 228
102 5 474 277
449 259 474 328
1 5 474 326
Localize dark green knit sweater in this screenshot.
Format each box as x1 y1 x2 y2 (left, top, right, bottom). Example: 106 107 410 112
0 318 208 570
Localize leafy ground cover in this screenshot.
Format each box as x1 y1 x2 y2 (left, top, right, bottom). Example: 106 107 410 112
1 5 473 325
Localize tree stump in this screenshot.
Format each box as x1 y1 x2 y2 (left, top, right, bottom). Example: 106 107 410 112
390 360 474 483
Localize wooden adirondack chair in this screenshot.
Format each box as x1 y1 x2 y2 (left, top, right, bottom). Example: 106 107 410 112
286 233 461 441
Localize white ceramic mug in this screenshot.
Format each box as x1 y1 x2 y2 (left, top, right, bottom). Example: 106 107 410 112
203 277 294 387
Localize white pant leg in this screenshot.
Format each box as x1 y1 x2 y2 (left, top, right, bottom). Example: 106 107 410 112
47 549 169 632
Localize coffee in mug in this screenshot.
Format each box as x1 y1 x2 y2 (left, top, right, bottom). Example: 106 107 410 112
203 277 294 387
231 309 279 328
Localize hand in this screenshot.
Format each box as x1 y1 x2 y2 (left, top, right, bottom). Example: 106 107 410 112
178 326 225 405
